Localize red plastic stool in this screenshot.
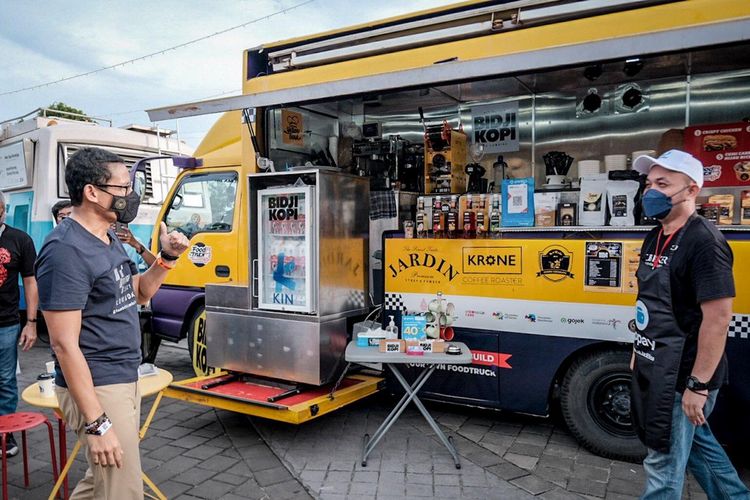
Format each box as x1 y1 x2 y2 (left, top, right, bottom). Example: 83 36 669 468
0 412 58 500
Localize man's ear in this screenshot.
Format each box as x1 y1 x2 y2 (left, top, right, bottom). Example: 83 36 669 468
82 184 100 204
688 183 701 198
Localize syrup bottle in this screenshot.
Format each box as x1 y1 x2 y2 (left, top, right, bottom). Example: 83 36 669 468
463 196 476 239
432 196 443 238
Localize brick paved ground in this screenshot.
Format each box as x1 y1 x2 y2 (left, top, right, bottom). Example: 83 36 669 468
5 341 748 499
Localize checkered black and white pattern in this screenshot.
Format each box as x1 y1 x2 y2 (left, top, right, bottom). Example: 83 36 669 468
345 290 367 309
384 293 406 313
729 314 750 339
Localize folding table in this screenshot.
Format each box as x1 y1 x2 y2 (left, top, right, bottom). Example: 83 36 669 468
344 341 471 469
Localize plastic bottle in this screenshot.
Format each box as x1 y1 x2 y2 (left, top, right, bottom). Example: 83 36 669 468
385 315 399 339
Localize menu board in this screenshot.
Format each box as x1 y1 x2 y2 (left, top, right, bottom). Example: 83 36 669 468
684 122 750 187
0 141 31 190
584 241 622 291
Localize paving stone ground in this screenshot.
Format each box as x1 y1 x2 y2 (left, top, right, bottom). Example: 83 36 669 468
5 341 749 499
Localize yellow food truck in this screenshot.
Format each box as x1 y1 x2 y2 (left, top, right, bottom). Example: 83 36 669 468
144 0 750 458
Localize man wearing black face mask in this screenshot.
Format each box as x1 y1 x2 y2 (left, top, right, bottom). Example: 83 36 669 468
630 149 748 499
34 147 189 499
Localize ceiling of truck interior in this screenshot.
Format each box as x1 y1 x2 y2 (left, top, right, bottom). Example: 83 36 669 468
318 41 750 113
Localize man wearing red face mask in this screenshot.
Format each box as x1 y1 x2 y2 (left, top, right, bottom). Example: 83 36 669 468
630 149 749 499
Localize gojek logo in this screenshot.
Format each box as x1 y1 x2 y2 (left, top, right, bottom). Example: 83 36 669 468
635 300 649 330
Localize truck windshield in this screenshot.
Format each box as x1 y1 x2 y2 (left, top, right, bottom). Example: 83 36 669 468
164 172 238 238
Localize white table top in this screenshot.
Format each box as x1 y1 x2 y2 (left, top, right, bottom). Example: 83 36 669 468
345 341 472 365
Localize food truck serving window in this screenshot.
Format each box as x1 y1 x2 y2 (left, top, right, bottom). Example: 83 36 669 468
164 172 238 238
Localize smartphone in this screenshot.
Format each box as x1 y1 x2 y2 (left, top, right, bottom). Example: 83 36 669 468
115 222 129 233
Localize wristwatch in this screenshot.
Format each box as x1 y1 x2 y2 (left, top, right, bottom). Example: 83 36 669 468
686 375 709 391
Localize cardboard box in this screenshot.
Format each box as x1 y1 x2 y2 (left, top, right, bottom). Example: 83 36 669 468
356 329 387 347
379 339 405 353
406 339 447 353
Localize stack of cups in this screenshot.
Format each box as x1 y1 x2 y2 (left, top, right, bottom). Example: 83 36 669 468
604 154 628 173
578 160 601 178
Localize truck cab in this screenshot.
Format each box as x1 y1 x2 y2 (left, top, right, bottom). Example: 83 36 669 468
145 111 250 373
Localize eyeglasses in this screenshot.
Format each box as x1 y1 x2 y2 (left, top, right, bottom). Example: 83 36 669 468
94 183 133 195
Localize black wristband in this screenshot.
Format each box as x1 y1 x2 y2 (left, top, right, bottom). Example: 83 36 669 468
161 251 179 261
687 387 708 397
137 244 146 255
26 318 37 323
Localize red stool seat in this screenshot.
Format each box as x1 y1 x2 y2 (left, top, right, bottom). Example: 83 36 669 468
0 412 49 432
0 411 58 500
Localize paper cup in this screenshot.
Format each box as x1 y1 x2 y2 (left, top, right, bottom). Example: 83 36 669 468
37 373 55 398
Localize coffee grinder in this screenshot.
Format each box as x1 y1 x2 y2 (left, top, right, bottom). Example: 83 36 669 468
465 143 487 193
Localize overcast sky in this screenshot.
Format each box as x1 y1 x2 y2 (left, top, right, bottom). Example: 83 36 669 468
0 0 456 148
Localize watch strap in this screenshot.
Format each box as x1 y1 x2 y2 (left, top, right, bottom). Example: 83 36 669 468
160 251 179 261
687 375 709 391
85 413 112 436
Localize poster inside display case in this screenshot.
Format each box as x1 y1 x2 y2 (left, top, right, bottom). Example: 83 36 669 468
257 185 315 313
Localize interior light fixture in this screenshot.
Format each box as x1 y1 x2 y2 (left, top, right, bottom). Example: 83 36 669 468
623 58 644 77
622 87 643 108
583 64 603 81
583 90 602 113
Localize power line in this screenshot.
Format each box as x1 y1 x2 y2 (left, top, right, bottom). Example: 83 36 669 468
0 0 315 97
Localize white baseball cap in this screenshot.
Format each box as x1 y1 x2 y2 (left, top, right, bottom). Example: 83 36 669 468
632 149 704 188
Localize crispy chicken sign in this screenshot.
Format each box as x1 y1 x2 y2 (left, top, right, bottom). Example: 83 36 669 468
684 122 750 187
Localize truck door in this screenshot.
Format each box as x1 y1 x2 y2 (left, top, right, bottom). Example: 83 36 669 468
161 170 240 287
148 168 242 375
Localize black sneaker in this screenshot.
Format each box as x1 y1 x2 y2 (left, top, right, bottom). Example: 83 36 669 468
1 433 18 458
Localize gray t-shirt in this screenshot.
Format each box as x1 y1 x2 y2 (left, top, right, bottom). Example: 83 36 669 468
35 218 140 388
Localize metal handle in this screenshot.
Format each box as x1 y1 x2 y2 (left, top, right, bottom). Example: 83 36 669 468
251 259 259 298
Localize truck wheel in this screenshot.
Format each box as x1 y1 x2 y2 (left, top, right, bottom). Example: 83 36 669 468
560 350 646 462
187 306 215 377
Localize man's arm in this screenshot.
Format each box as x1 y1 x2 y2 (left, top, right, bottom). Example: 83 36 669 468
44 309 123 468
692 297 733 381
133 222 189 305
19 276 38 351
682 297 733 426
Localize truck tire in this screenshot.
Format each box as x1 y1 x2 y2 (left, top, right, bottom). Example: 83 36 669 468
187 306 215 377
560 350 646 462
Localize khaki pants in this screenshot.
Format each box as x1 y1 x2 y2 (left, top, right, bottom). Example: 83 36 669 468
57 382 143 500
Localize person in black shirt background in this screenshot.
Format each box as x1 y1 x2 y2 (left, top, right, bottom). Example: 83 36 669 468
630 149 749 499
0 191 38 458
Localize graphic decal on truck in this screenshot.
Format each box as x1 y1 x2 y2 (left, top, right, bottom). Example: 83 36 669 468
537 245 574 282
188 243 212 267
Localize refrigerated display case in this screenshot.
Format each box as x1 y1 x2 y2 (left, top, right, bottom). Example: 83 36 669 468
205 170 370 385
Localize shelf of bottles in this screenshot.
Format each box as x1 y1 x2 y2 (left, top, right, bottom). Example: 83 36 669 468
415 193 502 239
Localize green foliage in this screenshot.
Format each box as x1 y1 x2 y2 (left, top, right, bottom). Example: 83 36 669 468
41 102 91 121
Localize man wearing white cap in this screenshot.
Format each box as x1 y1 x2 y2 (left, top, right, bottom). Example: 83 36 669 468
630 149 749 498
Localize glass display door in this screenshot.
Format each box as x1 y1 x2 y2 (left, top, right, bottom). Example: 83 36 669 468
257 185 315 313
